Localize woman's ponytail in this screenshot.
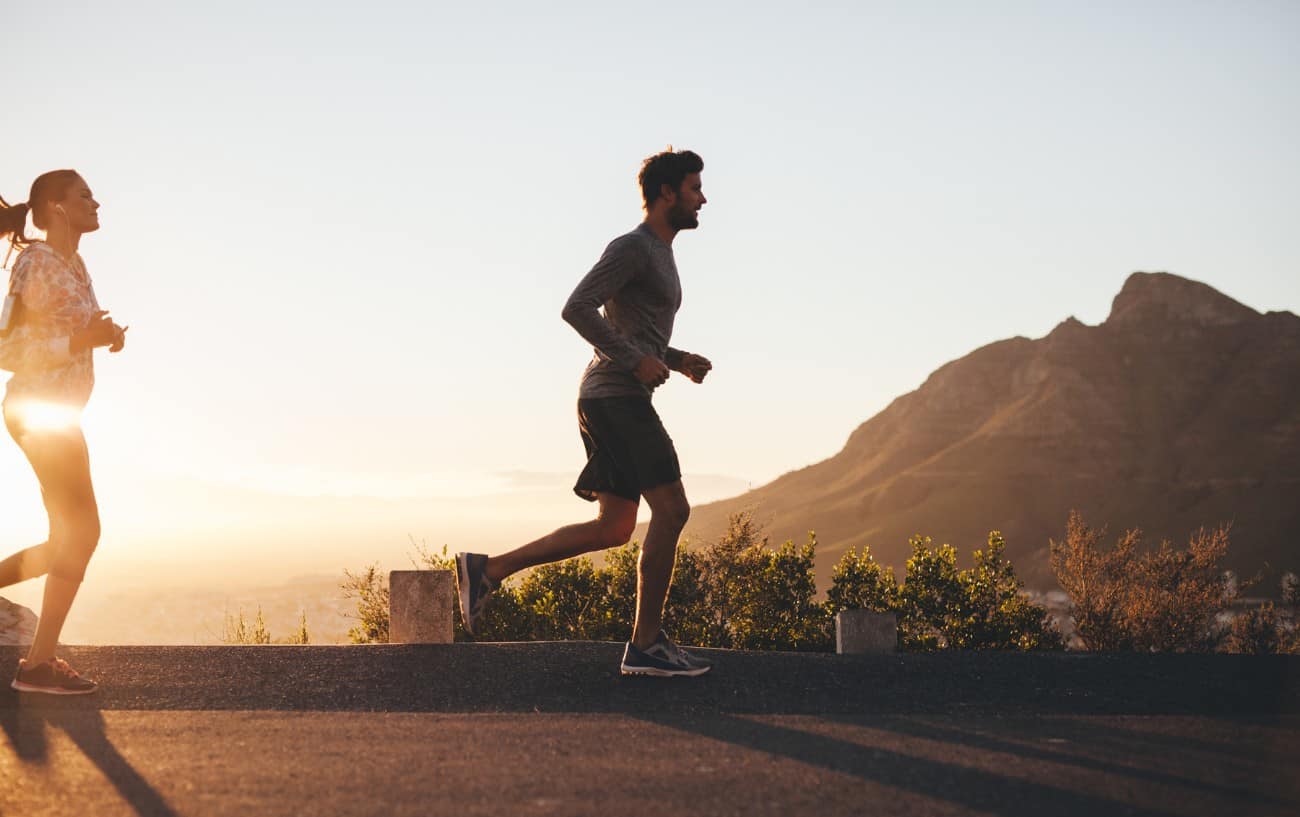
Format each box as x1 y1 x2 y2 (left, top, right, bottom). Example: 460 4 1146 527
0 195 31 245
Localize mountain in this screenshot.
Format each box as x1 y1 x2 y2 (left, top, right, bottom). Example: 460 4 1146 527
679 272 1300 589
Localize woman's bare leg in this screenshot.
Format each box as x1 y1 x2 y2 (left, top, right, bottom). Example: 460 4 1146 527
12 426 100 667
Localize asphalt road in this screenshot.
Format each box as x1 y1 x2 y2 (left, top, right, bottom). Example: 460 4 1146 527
1 644 1297 817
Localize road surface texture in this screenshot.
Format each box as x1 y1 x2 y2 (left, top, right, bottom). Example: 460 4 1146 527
1 644 1297 816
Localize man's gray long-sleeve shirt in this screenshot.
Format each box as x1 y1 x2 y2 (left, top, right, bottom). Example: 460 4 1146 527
562 223 685 400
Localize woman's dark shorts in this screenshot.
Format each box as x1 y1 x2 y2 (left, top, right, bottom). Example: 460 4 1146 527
573 396 681 502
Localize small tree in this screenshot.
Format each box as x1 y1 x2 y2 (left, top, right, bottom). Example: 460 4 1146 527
1050 511 1236 652
694 511 770 648
732 534 829 652
221 607 251 645
221 606 273 645
285 610 310 645
825 545 899 618
1127 526 1233 652
1225 603 1287 654
895 533 1059 651
1282 572 1299 608
898 535 964 650
515 557 609 641
250 607 272 644
341 564 390 644
1049 513 1136 650
953 532 1062 651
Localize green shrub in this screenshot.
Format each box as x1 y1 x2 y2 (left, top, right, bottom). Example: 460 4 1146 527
825 546 899 618
343 516 1056 653
731 535 831 652
894 532 1060 651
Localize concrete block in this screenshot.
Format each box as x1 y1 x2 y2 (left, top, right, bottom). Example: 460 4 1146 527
836 610 897 654
389 570 455 644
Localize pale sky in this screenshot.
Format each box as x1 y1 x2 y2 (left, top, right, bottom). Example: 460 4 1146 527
2 1 1297 601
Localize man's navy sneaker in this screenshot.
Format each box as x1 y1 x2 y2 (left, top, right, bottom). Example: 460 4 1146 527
620 631 712 677
455 552 498 636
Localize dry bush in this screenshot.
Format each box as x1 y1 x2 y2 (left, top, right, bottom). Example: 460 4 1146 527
1050 511 1235 652
341 564 389 644
1283 572 1300 608
1224 603 1293 654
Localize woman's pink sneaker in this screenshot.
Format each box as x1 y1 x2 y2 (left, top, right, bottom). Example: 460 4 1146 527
11 657 98 695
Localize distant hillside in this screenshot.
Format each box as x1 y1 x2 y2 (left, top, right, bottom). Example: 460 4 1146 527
678 272 1300 589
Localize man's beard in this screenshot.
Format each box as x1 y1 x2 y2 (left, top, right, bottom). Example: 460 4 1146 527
668 202 699 230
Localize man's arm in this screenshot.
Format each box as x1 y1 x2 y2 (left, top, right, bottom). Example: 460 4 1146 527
560 234 645 372
668 349 712 383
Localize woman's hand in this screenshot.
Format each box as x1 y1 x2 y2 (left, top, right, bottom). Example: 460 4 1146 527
72 311 128 353
108 323 128 353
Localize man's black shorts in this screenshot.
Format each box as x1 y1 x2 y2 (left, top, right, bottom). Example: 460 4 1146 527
573 396 681 502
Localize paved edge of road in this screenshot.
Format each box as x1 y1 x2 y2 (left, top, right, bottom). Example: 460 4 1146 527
1 643 1296 715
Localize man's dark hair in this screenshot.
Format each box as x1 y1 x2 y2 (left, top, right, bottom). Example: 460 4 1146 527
638 149 703 209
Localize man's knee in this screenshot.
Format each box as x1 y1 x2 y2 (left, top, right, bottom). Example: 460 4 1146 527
652 497 690 532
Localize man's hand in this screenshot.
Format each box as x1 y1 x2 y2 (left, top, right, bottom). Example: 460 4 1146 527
678 352 712 384
633 355 671 388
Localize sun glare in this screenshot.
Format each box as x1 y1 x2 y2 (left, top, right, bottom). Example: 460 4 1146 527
7 399 84 433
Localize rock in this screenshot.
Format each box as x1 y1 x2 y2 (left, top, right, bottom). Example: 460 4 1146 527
0 597 37 646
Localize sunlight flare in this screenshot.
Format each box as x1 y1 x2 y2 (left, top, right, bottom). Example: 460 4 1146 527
7 399 84 433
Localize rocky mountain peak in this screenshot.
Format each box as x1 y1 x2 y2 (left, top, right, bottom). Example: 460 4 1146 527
1106 271 1257 328
681 270 1298 590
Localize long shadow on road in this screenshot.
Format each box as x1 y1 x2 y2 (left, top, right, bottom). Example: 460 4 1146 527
876 714 1298 810
637 712 1188 817
0 703 179 817
635 712 1300 817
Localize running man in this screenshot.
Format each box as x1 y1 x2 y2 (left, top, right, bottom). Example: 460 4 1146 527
457 149 713 677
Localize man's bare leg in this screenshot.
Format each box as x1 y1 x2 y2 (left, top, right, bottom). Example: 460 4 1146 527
485 493 639 583
630 480 690 650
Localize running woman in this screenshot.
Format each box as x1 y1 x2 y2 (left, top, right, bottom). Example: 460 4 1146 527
457 149 714 677
0 170 127 694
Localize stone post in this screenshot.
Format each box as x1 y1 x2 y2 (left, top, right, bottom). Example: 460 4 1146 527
389 570 456 644
835 610 897 654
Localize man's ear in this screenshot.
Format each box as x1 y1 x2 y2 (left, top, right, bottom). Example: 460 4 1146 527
660 183 677 204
